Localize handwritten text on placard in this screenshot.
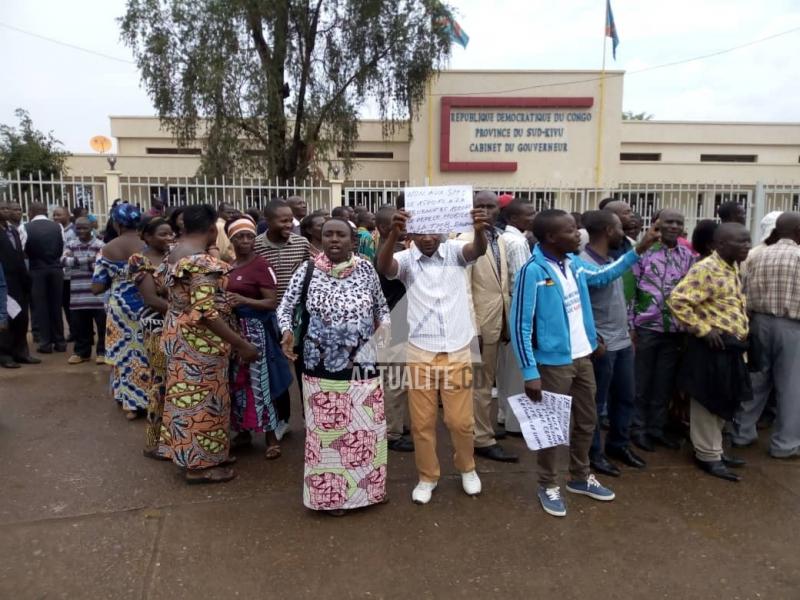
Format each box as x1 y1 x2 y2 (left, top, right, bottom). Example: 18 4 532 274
404 185 473 234
507 392 572 451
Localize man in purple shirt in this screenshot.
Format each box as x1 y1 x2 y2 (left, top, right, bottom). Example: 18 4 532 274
630 208 695 452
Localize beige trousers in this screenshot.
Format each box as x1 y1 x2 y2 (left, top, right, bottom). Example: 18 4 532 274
690 398 725 462
407 344 476 482
473 340 499 448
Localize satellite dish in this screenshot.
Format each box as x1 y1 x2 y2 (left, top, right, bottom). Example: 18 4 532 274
90 135 113 154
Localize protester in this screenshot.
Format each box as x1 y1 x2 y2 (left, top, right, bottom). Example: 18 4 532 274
62 217 106 365
161 204 259 484
497 199 536 436
668 223 751 482
624 212 644 242
52 206 74 341
91 203 150 420
377 207 489 505
287 196 308 235
226 217 292 460
691 219 718 258
331 205 357 229
629 208 695 452
128 217 174 459
356 211 377 261
278 217 390 515
168 206 186 239
461 191 517 463
718 201 747 225
734 212 800 458
0 264 7 332
300 213 326 256
580 210 647 477
0 201 38 368
25 203 66 353
510 209 659 517
254 199 312 435
740 211 782 278
214 202 236 261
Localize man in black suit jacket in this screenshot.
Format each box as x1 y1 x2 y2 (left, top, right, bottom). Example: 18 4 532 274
0 201 39 367
24 202 66 353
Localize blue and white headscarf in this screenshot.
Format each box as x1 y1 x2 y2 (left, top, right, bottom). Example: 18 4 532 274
110 203 142 229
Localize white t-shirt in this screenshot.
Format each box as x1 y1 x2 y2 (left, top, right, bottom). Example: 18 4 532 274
550 259 592 359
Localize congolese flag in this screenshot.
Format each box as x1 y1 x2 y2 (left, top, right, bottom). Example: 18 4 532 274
606 0 620 59
436 7 469 49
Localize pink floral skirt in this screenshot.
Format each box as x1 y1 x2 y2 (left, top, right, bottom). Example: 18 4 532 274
302 374 387 511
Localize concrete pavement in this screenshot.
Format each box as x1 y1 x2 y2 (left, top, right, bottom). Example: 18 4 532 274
1 353 799 599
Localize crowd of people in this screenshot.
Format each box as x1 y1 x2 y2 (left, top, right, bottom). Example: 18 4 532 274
1 191 798 518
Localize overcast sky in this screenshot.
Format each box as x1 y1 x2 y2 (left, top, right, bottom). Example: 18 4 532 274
1 0 799 153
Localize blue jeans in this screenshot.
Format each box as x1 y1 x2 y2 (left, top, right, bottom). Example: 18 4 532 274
590 345 635 458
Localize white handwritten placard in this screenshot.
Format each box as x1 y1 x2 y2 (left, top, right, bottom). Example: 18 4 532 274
507 391 572 451
404 185 473 234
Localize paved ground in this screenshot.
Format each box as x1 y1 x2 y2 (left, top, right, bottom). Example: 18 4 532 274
1 353 799 599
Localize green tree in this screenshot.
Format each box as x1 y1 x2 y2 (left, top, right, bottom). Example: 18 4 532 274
622 111 654 121
120 0 454 179
0 109 70 177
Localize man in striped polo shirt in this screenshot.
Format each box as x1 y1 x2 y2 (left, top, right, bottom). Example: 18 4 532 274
61 217 106 364
254 199 311 435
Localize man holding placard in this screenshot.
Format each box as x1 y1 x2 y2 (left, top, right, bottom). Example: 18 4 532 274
377 186 489 505
510 209 659 517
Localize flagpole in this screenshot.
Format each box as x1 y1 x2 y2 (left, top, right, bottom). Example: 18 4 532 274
593 1 609 190
426 76 434 185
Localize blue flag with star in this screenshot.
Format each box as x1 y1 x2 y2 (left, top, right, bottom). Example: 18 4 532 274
606 0 619 59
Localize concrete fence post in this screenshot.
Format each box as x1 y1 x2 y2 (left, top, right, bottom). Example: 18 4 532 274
752 181 766 241
102 169 122 226
329 179 344 209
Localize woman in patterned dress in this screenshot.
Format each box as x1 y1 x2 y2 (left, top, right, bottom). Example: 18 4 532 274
161 205 259 484
277 217 390 515
91 203 150 420
129 217 174 460
226 217 292 459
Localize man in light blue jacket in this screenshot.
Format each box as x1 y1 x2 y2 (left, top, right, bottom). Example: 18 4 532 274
510 209 659 517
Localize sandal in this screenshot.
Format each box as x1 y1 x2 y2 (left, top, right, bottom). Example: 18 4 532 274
265 445 282 460
124 410 139 421
142 449 171 461
185 466 236 485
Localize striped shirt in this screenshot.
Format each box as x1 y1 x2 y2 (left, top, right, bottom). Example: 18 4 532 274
744 238 800 321
388 240 476 353
253 232 311 300
61 237 105 310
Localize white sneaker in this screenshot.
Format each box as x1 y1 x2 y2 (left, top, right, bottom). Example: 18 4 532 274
461 470 482 496
274 420 290 441
411 480 438 504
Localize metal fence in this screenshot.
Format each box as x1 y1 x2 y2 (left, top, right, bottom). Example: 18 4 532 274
0 171 108 222
118 175 332 215
2 171 797 238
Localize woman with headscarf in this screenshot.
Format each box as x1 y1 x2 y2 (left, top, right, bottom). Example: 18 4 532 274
226 217 292 459
91 203 150 420
129 217 175 459
161 204 259 484
277 217 390 515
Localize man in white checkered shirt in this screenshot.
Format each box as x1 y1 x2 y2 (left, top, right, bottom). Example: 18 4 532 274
735 212 800 458
377 206 489 505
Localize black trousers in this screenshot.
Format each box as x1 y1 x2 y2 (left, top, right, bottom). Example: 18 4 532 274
633 329 684 438
0 295 31 361
62 279 72 335
72 309 106 358
30 267 65 348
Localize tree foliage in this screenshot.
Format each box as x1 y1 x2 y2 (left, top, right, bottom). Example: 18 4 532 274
622 111 654 121
120 0 454 179
0 109 70 177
